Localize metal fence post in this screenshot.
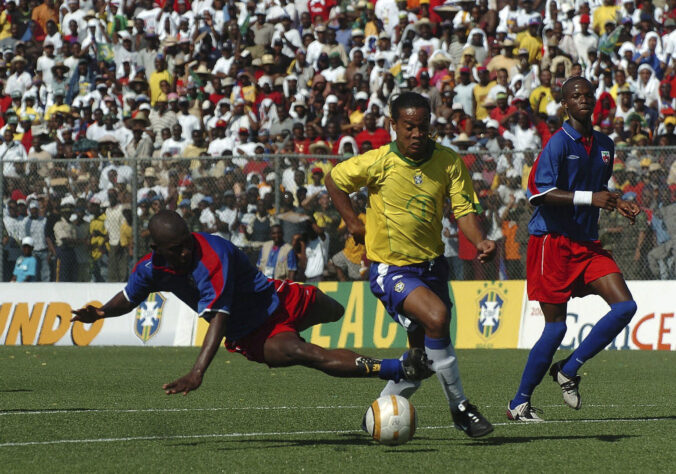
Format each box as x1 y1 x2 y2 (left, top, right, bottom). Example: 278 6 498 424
274 154 281 214
0 152 4 282
131 156 139 264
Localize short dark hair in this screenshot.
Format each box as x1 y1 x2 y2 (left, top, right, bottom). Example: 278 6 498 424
390 92 431 122
562 76 592 100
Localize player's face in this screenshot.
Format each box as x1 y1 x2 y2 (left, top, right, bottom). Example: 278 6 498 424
151 231 194 274
562 81 595 124
393 107 430 159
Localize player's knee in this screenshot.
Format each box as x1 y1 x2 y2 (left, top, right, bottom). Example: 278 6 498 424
421 307 450 335
612 300 637 325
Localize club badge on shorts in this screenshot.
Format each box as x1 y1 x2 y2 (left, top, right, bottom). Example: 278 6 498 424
601 150 610 164
394 281 405 293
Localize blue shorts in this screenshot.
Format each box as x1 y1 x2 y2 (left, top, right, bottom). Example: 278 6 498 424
369 256 453 333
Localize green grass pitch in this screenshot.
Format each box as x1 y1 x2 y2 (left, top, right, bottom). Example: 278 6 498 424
1 347 674 472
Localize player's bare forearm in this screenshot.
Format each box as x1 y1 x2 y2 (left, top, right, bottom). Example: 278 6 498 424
457 213 496 262
70 291 136 323
537 189 619 211
164 312 227 395
325 172 365 241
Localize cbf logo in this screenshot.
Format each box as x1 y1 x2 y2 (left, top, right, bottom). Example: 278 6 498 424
601 150 611 164
134 292 166 343
414 173 423 185
476 284 505 339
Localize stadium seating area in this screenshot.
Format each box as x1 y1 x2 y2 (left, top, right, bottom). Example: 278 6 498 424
1 0 675 283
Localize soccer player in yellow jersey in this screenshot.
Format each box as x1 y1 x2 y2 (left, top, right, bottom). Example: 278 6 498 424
326 92 497 438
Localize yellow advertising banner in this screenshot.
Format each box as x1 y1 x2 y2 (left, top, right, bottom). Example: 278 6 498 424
451 281 525 349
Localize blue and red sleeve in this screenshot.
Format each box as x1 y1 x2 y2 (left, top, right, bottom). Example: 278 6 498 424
193 233 233 319
527 135 560 204
123 253 154 305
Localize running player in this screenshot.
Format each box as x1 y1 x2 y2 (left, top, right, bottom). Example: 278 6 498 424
326 92 496 438
507 77 640 422
71 210 432 396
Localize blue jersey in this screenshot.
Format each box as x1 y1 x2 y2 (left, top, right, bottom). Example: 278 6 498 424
527 121 614 241
123 232 279 340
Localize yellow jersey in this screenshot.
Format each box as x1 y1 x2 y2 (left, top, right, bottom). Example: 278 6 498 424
330 141 481 266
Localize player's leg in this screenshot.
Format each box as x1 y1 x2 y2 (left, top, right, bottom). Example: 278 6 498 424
263 331 430 380
265 290 432 381
559 273 636 378
507 302 567 421
379 328 425 398
402 286 493 437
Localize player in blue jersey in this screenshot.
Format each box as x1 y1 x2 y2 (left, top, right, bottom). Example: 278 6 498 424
71 210 432 396
507 77 641 422
327 92 496 438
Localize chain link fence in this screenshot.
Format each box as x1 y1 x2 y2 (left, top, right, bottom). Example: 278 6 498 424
2 147 675 283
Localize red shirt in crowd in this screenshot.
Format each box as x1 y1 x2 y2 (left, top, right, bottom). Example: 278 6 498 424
355 127 390 152
307 0 335 22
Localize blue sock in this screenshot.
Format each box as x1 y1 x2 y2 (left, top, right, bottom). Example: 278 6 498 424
379 358 404 382
510 321 567 409
562 301 637 376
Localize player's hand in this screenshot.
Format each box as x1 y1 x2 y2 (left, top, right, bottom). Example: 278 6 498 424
476 239 496 263
617 199 641 225
591 191 619 211
71 305 105 324
163 371 203 396
348 219 366 244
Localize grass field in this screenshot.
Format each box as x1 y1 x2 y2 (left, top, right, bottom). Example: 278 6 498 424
1 346 674 473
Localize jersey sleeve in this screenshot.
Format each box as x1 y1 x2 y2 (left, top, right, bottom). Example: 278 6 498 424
192 238 234 319
447 152 482 219
329 149 380 193
527 138 560 203
123 256 154 306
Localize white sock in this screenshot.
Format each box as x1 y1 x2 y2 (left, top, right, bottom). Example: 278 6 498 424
379 379 421 398
425 342 466 410
379 353 421 398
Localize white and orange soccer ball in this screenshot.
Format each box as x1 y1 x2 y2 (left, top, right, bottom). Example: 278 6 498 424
363 395 417 445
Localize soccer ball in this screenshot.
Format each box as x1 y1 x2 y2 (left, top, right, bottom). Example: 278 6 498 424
363 395 417 445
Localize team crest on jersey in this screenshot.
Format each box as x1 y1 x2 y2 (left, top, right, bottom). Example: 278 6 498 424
476 285 505 340
601 150 610 164
414 173 423 185
394 281 405 293
134 292 166 343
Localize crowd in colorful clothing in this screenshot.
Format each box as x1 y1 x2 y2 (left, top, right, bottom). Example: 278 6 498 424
1 0 675 282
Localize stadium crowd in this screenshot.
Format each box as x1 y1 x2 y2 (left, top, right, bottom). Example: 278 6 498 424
1 0 676 283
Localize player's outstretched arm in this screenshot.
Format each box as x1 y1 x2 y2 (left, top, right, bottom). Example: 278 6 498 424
163 311 228 396
456 213 496 263
70 291 137 324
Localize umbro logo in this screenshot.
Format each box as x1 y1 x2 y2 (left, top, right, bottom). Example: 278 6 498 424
567 155 581 160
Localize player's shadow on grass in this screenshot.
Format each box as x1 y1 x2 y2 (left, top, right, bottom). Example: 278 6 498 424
170 434 439 451
465 434 637 446
0 389 32 393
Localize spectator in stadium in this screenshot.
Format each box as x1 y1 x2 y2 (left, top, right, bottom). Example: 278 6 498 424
327 92 496 438
24 199 50 282
507 77 640 423
71 210 433 395
329 193 367 281
257 223 298 280
53 197 77 282
10 236 37 282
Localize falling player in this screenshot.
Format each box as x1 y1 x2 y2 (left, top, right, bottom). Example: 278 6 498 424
71 210 432 395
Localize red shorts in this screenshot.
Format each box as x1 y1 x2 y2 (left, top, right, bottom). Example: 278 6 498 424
526 234 621 304
224 280 318 364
